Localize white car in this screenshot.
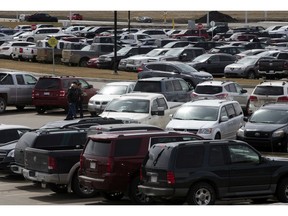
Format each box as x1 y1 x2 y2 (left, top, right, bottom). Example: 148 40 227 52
17 27 63 42
88 81 136 116
63 25 85 35
0 41 35 59
249 80 288 114
166 99 244 140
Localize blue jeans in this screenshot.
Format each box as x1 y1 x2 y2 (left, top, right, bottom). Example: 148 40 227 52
66 102 76 119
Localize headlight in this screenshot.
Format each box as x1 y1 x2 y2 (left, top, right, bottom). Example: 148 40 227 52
7 149 14 158
104 57 112 61
237 128 245 137
198 128 212 134
272 129 285 138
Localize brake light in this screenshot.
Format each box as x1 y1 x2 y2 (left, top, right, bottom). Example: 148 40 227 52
106 158 113 173
167 171 175 185
215 93 228 99
59 90 66 97
19 47 23 53
137 67 143 73
48 156 57 170
277 96 288 102
249 95 258 102
32 89 35 99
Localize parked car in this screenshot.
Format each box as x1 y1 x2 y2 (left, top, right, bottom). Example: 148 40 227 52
26 13 58 22
88 81 136 116
209 45 245 55
237 102 288 152
133 77 193 102
0 124 31 146
248 80 288 114
32 76 98 114
139 139 288 205
192 41 226 51
235 49 266 59
163 41 193 48
68 13 83 20
166 99 244 139
78 130 203 203
191 80 249 114
0 41 35 59
137 29 167 39
224 55 275 79
188 53 236 76
17 27 63 42
136 16 153 23
171 29 209 40
138 61 213 88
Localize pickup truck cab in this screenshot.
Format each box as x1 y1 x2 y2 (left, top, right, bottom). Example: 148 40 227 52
0 71 38 113
99 92 183 129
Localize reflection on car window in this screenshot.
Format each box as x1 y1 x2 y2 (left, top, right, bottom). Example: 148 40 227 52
228 144 259 164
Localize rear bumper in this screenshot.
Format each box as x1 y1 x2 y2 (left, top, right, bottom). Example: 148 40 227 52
138 185 188 198
22 168 68 184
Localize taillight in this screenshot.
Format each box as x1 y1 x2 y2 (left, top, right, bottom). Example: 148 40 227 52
19 47 23 53
32 89 35 99
106 158 113 173
215 93 228 99
167 171 175 185
249 95 258 102
278 96 288 102
59 90 66 97
48 156 57 170
191 92 198 98
137 67 143 73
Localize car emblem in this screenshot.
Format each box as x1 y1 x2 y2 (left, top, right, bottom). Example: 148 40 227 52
255 132 260 136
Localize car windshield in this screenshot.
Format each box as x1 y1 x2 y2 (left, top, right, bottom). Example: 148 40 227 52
164 48 183 57
117 46 132 55
98 85 128 95
105 99 149 113
173 105 219 121
175 62 199 72
192 54 210 62
237 56 259 65
250 109 288 124
145 49 167 57
253 86 284 95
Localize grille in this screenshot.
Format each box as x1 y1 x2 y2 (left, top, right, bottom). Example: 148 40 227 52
244 130 271 138
173 128 198 134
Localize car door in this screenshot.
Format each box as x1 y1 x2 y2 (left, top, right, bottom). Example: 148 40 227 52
16 74 37 104
223 103 239 139
225 83 248 109
227 144 273 193
207 55 222 74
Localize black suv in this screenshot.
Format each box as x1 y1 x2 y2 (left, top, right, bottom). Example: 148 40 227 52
133 77 193 102
237 102 288 152
138 61 213 88
139 139 288 205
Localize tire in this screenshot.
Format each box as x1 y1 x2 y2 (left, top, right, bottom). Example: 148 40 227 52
48 184 68 194
187 182 216 205
71 171 98 198
214 133 221 140
54 56 62 64
129 176 152 204
277 178 288 203
79 58 88 67
102 192 124 201
247 71 256 79
27 38 34 42
0 97 7 113
36 106 47 114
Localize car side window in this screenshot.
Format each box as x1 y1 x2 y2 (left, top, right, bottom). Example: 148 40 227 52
220 106 228 119
225 83 237 93
209 55 218 63
165 81 174 92
179 80 189 91
157 97 168 110
0 74 13 85
228 144 260 164
233 103 243 116
172 80 182 91
114 138 141 156
16 75 25 85
225 104 236 119
175 146 205 168
166 65 179 73
209 146 225 166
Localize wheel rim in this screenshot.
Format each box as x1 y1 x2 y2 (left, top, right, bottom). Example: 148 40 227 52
284 185 288 199
248 72 255 79
78 183 95 195
195 188 211 205
0 100 5 112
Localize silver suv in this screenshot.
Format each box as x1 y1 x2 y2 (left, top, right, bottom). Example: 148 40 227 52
249 80 288 114
192 80 249 114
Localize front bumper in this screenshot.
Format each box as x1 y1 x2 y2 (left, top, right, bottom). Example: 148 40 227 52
22 168 68 184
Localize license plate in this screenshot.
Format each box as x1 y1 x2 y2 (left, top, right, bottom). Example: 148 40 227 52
90 162 96 169
44 92 50 96
150 176 157 183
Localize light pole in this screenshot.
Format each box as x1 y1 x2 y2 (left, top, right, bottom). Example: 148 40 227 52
113 11 118 75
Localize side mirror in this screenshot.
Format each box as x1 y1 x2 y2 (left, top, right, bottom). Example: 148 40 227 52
151 107 165 116
88 84 93 89
241 89 247 93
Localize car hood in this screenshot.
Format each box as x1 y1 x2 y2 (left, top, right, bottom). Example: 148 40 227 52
244 122 285 132
89 94 122 102
0 141 17 150
226 62 248 68
194 71 213 77
166 119 217 129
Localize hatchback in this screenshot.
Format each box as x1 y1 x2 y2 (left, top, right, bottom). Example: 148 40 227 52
166 99 244 139
248 80 288 114
191 80 249 114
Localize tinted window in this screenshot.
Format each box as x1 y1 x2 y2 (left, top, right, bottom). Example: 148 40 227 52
16 75 25 85
195 85 223 94
208 145 225 166
114 138 141 156
228 144 259 164
165 81 174 91
175 145 204 168
145 145 173 169
0 74 13 85
225 104 236 118
84 139 111 156
35 79 60 89
253 86 284 95
134 81 161 92
150 135 201 147
0 129 20 143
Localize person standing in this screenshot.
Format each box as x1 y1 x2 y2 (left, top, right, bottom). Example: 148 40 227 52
76 82 84 118
65 82 79 120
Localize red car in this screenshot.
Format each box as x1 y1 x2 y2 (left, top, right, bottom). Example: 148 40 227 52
68 13 83 20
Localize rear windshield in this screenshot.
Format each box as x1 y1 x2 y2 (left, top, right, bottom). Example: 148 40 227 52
145 145 173 169
195 85 223 94
84 139 111 156
253 86 284 95
134 81 161 92
35 79 61 90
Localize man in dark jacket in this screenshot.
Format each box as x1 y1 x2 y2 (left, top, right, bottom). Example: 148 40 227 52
76 82 84 118
65 82 79 120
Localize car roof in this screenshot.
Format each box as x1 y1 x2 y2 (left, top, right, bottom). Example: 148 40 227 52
137 77 183 81
256 81 288 87
183 99 234 107
197 80 234 86
120 92 164 100
261 102 288 110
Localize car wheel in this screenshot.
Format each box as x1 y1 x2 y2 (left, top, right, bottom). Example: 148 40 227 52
72 170 98 198
247 71 256 79
27 38 34 42
16 105 25 111
214 133 221 139
102 192 124 201
79 58 88 67
0 97 7 113
187 182 216 205
277 177 288 203
54 56 62 64
129 176 152 204
48 183 68 194
36 106 47 114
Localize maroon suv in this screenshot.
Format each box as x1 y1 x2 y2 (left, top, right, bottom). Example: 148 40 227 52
32 76 98 114
78 130 203 204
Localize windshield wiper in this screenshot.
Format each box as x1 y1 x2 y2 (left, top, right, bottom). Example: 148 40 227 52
153 149 165 166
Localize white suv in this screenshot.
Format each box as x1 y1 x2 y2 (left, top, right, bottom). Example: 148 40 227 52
249 80 288 114
166 99 244 140
191 80 249 114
